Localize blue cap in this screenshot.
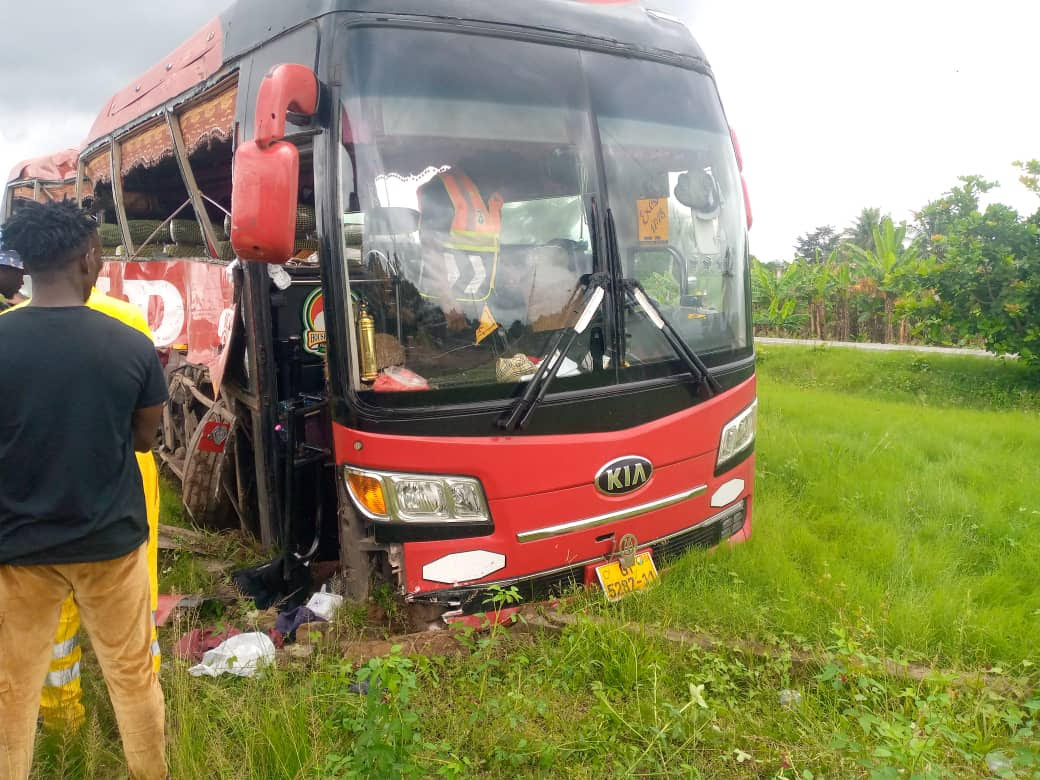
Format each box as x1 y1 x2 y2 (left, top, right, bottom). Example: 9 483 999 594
0 228 24 269
0 249 23 270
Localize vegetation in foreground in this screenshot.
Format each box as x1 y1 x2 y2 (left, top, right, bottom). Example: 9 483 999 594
33 347 1040 778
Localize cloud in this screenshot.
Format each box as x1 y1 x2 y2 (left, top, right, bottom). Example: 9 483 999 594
679 0 1039 259
1 110 97 180
0 0 225 113
3 0 1036 260
0 0 230 178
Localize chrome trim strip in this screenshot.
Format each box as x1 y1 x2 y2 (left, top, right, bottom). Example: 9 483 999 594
516 485 707 543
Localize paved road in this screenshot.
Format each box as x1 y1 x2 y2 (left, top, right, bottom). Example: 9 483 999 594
756 337 1012 359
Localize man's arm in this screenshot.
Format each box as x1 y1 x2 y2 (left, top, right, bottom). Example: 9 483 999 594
132 404 164 453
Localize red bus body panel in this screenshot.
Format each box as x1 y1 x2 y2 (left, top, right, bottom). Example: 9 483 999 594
333 377 756 596
98 260 235 374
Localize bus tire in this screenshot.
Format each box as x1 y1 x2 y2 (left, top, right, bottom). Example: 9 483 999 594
337 481 379 600
182 399 237 531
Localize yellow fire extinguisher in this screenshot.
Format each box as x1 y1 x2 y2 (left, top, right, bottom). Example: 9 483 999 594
357 300 379 382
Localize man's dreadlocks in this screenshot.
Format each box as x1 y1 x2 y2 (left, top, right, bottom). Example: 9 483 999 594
0 200 97 274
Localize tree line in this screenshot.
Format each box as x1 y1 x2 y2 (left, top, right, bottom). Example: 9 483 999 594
752 160 1040 365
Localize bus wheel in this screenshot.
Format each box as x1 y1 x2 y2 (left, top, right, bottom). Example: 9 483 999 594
160 364 212 469
182 399 238 530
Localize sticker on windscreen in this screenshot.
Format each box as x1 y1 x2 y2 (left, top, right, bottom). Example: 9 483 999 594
637 198 669 242
475 303 499 344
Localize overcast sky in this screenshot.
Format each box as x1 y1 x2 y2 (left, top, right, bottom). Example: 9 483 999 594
2 0 1036 260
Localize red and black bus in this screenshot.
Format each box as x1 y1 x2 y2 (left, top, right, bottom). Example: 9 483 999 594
3 0 756 618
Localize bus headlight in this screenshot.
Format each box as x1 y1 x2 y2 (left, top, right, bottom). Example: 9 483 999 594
716 400 757 472
345 467 491 524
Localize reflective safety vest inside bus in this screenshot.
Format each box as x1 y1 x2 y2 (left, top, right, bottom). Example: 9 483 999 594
421 169 503 303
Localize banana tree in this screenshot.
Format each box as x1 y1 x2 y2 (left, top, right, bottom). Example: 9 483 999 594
829 253 855 341
754 297 808 336
802 249 848 339
847 218 920 342
751 259 810 336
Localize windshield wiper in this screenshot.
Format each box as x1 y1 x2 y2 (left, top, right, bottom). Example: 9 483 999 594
624 278 721 396
604 208 627 368
600 207 720 396
498 272 610 432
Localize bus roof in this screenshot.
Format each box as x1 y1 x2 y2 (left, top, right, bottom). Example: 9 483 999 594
6 149 79 186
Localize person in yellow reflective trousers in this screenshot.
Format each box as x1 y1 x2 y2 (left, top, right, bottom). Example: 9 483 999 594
3 286 162 730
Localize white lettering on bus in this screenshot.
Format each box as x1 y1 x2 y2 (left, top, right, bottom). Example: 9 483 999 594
123 279 186 347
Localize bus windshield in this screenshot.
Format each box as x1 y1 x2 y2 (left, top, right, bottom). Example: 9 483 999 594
337 27 749 406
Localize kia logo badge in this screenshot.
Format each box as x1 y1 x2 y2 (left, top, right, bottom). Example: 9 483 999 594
595 455 653 496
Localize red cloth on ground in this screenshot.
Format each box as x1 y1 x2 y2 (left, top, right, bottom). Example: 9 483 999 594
173 628 242 663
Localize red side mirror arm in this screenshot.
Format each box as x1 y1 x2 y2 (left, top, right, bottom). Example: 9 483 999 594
253 64 319 148
230 64 319 261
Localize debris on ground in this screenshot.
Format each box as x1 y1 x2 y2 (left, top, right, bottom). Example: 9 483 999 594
231 555 312 610
157 523 212 554
174 627 243 663
156 592 238 627
985 751 1013 775
274 607 327 642
188 632 276 678
304 586 344 621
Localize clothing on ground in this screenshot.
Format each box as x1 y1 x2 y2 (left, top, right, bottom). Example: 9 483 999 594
275 606 328 642
174 628 242 664
232 555 312 610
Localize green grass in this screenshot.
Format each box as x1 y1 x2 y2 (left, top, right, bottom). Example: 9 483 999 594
601 346 1040 668
157 475 186 527
755 345 1040 413
155 470 267 596
31 346 1040 778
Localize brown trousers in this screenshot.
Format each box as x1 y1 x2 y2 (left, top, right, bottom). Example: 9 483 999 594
0 544 166 780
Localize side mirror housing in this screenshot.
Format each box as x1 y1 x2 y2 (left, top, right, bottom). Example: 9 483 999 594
231 64 319 262
229 141 301 262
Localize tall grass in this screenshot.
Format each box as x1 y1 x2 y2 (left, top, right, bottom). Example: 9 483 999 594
601 347 1040 667
755 345 1040 412
31 346 1040 778
35 624 1040 778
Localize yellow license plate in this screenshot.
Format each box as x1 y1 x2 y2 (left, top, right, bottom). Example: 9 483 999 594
595 551 659 602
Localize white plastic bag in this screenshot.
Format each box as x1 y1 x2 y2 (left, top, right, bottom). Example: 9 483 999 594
305 586 344 621
267 263 292 290
187 632 275 678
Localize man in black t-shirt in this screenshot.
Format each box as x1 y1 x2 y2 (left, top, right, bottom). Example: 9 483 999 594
0 201 168 780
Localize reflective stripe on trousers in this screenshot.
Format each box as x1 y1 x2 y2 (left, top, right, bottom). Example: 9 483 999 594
40 600 161 730
45 662 81 689
39 595 85 729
